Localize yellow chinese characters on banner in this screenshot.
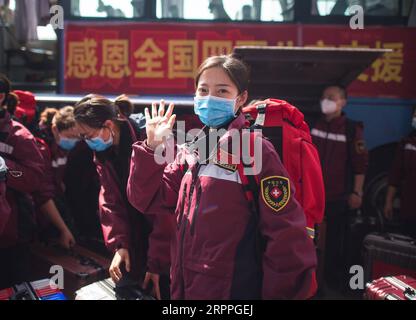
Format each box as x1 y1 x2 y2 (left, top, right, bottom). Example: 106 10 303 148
134 38 165 78
202 41 233 61
236 40 268 47
67 37 404 85
67 37 274 81
168 40 198 79
371 42 403 83
67 39 98 79
339 40 403 83
100 39 131 79
307 40 404 84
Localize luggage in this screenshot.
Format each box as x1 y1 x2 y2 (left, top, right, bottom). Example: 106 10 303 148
365 275 416 300
363 233 416 283
75 278 155 301
75 278 116 300
0 279 67 300
342 211 379 292
29 243 111 299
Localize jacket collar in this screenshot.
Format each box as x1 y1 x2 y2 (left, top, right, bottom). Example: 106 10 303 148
321 113 346 127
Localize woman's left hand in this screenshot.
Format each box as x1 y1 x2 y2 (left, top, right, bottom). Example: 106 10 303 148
59 228 76 249
348 193 362 210
143 272 161 300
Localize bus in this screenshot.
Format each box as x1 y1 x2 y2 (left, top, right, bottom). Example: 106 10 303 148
2 0 416 219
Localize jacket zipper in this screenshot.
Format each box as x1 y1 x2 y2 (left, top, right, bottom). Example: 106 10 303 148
177 183 188 230
178 166 199 298
190 185 202 236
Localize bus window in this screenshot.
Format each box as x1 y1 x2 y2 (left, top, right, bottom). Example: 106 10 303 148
71 0 144 18
156 0 294 22
312 0 410 17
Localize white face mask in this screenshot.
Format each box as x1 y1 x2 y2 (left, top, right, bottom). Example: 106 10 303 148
321 99 338 115
412 117 416 129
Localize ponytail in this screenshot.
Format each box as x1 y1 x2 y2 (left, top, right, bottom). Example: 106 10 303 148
0 73 11 108
114 94 134 118
6 92 19 115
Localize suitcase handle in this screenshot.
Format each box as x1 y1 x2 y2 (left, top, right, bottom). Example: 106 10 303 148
404 288 416 301
60 245 105 272
385 277 416 300
50 243 106 272
10 283 39 301
384 233 415 244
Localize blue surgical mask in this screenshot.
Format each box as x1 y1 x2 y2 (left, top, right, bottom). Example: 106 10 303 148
59 137 79 151
194 95 237 128
412 117 416 129
86 128 113 152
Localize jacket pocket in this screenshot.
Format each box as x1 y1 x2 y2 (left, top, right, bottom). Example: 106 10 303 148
183 259 233 300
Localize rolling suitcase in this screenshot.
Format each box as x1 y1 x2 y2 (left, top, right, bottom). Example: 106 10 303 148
363 233 416 283
75 278 155 300
75 278 116 300
364 275 416 300
0 279 67 300
29 243 111 300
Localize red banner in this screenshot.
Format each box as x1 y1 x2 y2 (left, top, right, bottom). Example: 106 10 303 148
64 22 416 99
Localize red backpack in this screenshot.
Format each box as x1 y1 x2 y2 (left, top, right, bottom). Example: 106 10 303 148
239 99 325 239
13 90 37 125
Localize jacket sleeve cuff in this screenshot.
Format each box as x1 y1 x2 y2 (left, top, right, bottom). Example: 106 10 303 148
147 258 170 276
136 140 170 166
108 240 130 254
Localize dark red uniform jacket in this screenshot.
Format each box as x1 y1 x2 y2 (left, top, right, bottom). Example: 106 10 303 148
0 157 11 235
312 114 369 202
36 128 69 198
95 117 172 276
32 138 56 209
127 113 317 300
0 112 44 247
388 131 416 221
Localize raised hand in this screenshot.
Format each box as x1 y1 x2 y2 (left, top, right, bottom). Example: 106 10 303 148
145 100 176 150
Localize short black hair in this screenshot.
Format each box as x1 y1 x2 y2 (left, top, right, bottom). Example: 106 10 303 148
0 73 11 106
195 54 250 95
74 96 118 129
324 85 348 100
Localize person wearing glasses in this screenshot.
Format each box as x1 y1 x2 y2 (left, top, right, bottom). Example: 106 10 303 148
73 95 173 300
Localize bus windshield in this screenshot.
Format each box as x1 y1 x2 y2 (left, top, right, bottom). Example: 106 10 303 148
155 0 295 22
70 0 296 22
70 0 145 18
312 0 413 17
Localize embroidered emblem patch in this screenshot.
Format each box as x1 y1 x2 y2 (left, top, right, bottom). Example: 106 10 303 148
355 140 366 154
261 176 290 213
